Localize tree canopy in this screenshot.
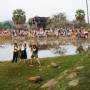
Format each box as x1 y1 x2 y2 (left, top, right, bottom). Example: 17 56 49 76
75 9 85 23
12 9 26 29
0 21 15 30
49 13 67 28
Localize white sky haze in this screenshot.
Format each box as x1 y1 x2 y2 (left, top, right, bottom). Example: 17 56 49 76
0 0 89 22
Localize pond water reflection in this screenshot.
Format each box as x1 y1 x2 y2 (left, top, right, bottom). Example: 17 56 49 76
0 43 77 61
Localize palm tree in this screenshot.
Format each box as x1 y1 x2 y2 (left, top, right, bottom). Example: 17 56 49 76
75 9 85 23
12 9 26 30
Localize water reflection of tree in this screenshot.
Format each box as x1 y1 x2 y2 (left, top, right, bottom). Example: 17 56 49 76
51 45 66 55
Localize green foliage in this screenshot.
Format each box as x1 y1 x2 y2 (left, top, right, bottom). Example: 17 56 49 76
0 21 15 29
12 9 26 25
49 12 67 28
75 9 85 23
76 45 84 54
0 22 3 29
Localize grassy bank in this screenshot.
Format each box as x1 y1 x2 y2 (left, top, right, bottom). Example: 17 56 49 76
0 53 90 90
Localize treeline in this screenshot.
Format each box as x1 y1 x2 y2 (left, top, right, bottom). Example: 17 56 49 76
0 9 90 30
0 21 15 30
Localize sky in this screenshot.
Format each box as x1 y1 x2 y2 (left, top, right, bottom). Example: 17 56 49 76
0 0 90 22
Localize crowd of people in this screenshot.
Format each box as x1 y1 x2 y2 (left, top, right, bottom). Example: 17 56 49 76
0 27 89 39
12 42 41 66
11 27 89 39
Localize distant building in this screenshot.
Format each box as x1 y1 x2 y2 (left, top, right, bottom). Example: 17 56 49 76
28 16 49 30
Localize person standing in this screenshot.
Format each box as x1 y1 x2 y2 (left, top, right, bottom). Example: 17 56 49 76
12 43 18 63
18 43 22 63
20 42 27 63
23 43 27 61
30 44 41 66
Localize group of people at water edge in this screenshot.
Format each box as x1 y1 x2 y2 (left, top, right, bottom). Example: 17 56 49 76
12 42 41 66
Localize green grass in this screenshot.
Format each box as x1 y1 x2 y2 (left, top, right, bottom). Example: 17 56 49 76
65 53 90 90
0 53 89 90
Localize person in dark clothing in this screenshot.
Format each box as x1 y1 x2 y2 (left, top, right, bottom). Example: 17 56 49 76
18 43 22 63
22 43 27 59
30 44 41 66
12 43 18 63
20 42 27 63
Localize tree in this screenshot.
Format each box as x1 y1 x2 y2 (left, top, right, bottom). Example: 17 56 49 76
3 21 15 29
50 13 67 28
12 9 26 29
0 21 15 29
75 9 85 23
0 22 3 29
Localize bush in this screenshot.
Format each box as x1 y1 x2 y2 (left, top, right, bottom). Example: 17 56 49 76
76 45 84 53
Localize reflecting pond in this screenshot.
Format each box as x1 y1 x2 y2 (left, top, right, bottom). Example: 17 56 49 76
0 43 77 61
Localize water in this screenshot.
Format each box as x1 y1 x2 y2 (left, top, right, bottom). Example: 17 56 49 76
0 43 77 61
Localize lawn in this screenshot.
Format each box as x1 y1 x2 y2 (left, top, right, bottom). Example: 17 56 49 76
0 52 89 90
